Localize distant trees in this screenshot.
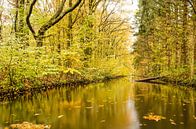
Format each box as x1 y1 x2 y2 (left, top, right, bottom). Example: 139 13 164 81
11 0 28 43
133 0 196 80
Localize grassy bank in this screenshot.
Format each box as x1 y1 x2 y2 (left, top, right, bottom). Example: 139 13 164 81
0 73 126 101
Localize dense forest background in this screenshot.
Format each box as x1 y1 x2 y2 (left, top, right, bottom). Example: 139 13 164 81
133 0 196 84
0 0 132 89
0 0 195 90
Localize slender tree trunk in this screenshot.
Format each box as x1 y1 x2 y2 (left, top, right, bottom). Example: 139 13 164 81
67 0 73 49
193 1 196 61
0 10 3 41
174 3 180 68
166 1 171 69
181 0 188 66
0 0 3 41
191 1 196 79
14 0 27 44
82 0 94 66
14 0 19 37
18 0 25 35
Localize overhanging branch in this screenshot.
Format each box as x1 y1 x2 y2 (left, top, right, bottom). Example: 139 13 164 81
26 0 37 36
38 0 82 34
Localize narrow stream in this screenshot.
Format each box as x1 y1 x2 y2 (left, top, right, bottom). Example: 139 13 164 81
0 78 196 129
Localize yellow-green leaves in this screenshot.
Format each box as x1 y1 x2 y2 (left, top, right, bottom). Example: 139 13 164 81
61 68 81 75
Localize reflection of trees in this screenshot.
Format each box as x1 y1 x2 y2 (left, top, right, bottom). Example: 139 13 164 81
66 89 72 103
0 78 140 129
133 83 196 129
0 79 195 129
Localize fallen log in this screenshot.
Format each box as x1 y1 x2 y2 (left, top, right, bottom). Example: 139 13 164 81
135 76 164 82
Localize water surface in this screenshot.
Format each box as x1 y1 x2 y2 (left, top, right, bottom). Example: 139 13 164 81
0 78 196 129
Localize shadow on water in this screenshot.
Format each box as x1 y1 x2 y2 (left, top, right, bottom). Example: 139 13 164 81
0 78 196 129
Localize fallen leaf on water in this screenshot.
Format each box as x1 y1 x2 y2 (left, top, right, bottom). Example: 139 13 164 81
180 122 184 124
98 105 104 108
170 119 176 125
58 115 64 118
193 115 196 119
171 121 176 125
100 120 105 123
183 100 190 104
169 119 173 122
85 106 93 109
139 123 147 126
11 114 16 116
143 113 166 121
34 113 40 116
74 106 81 109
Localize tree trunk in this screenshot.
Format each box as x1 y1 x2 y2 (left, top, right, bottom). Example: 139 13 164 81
18 0 25 34
14 0 19 37
67 0 73 49
174 3 180 68
181 0 188 66
0 10 2 41
35 34 44 47
191 1 196 79
166 1 171 69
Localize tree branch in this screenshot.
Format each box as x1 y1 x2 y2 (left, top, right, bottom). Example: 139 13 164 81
72 0 85 25
188 0 196 14
50 0 67 20
26 0 37 36
38 0 82 34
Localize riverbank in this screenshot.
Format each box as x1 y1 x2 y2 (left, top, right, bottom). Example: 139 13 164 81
0 74 126 101
135 75 196 88
160 76 196 87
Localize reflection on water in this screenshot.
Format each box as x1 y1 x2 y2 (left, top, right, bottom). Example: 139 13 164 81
134 83 196 129
0 78 196 129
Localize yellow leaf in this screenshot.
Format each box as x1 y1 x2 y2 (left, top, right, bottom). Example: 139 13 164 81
58 115 64 118
143 113 166 121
